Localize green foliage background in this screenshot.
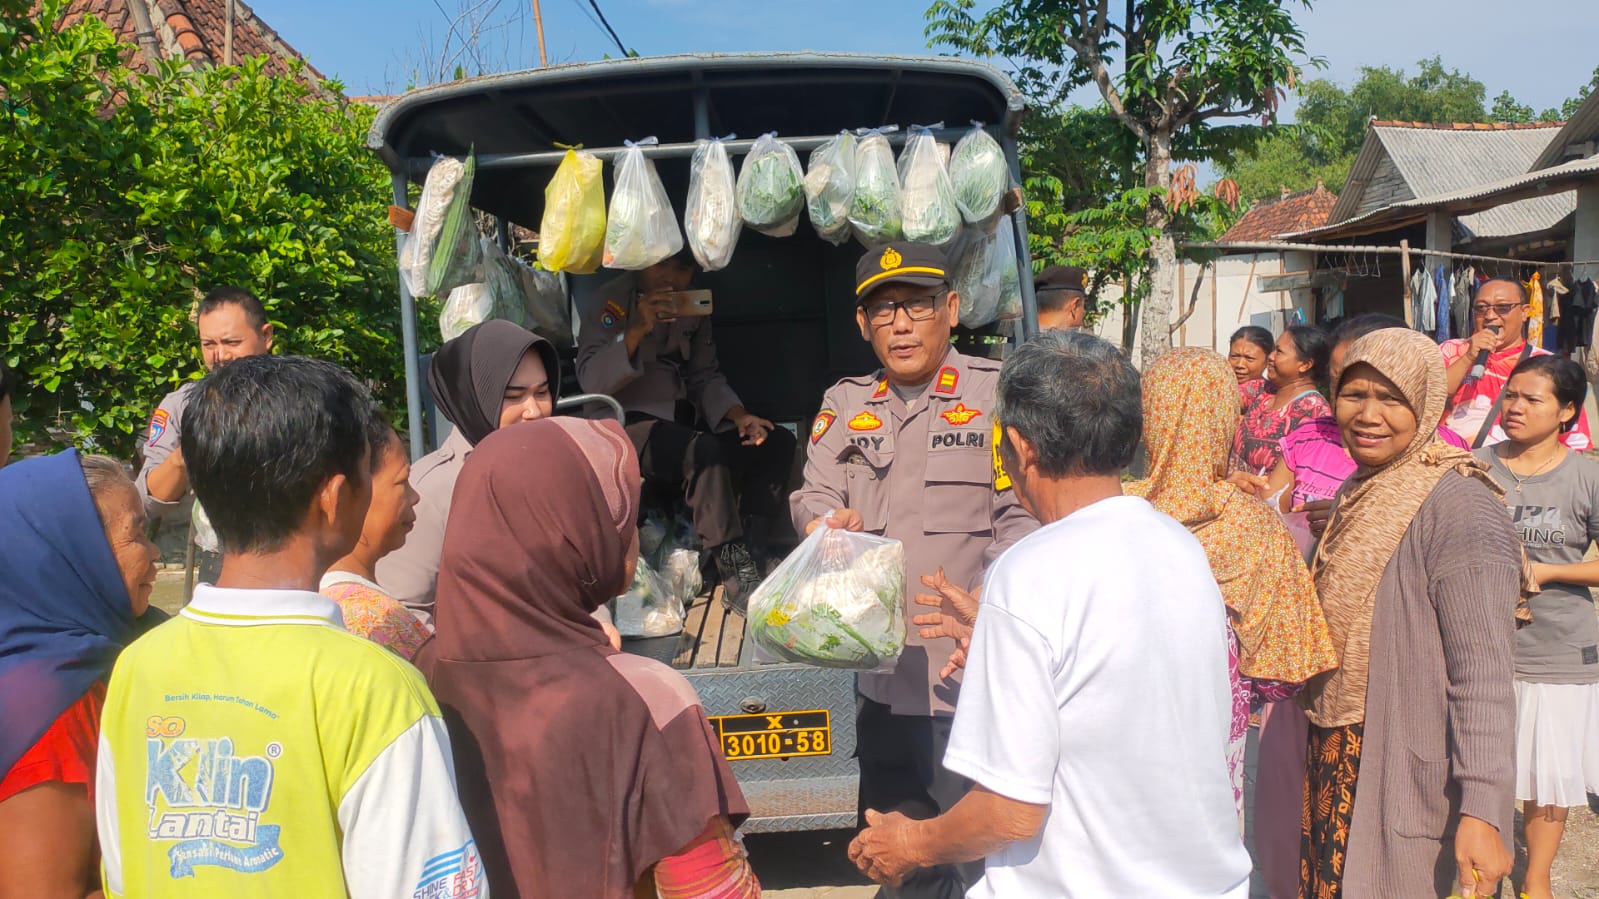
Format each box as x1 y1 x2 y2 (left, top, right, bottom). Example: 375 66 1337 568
1 0 417 459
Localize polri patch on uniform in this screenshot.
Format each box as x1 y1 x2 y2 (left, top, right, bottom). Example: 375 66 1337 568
147 409 170 446
600 300 626 331
811 410 836 444
847 411 883 432
940 403 982 426
934 367 959 395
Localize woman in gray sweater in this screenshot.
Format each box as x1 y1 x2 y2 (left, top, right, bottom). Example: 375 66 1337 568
1302 329 1521 899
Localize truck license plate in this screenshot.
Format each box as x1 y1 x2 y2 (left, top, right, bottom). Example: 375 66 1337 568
709 709 832 761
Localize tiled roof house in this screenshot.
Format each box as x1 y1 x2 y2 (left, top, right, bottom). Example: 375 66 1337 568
1220 183 1339 242
55 0 322 82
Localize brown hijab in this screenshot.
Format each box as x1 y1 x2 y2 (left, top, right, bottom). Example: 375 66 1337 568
419 418 747 898
1305 329 1506 727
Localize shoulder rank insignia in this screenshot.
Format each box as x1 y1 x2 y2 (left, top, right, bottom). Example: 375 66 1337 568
600 300 626 330
811 410 836 444
934 367 959 395
940 403 982 426
847 411 884 432
871 378 889 399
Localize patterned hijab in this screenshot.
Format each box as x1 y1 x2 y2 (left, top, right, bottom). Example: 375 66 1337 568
1305 328 1505 727
1128 349 1336 684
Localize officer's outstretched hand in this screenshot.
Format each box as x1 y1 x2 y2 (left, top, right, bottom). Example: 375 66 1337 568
806 509 864 534
914 569 981 679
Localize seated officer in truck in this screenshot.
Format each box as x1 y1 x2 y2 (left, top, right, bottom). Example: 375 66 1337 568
792 241 1038 899
576 250 796 612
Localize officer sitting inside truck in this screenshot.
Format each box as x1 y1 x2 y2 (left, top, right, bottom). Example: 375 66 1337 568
577 250 796 612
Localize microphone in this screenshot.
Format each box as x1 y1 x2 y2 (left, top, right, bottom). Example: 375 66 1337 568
1464 324 1500 386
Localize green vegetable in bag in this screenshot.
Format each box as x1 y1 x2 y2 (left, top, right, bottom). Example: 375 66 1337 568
399 151 482 298
737 133 805 237
749 524 906 672
898 125 961 247
848 129 903 245
804 131 856 246
950 125 1008 230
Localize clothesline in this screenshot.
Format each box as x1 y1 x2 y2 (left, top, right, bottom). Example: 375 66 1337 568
1182 240 1599 269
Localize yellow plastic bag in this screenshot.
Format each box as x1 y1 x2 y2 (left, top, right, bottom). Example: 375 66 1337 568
538 147 606 274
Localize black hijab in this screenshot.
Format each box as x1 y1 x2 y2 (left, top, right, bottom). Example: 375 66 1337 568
427 320 561 445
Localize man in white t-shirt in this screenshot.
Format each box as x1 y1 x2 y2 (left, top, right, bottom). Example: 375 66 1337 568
849 330 1250 898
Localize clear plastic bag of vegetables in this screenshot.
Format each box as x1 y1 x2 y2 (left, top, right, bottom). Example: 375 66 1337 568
439 239 528 340
849 128 904 246
897 124 961 247
684 136 741 270
993 216 1023 320
804 130 856 246
612 556 685 638
604 138 683 270
947 226 1003 328
538 146 607 274
749 520 906 672
737 132 806 238
950 123 1008 230
400 151 482 298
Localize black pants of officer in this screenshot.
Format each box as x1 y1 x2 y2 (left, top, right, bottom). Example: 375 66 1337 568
624 413 797 551
856 696 981 899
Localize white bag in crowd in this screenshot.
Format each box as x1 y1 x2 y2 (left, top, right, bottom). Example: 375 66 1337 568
685 137 741 271
603 138 684 271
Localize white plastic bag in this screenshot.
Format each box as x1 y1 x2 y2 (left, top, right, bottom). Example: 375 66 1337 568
604 138 683 270
804 131 856 245
685 136 741 270
737 133 806 238
849 128 903 246
992 216 1023 320
439 239 527 340
898 124 961 247
400 152 482 298
749 521 906 672
947 227 1003 328
613 557 685 638
950 123 1008 230
1265 485 1318 563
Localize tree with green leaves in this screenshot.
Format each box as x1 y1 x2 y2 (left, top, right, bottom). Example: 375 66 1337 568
928 0 1315 364
2 0 419 459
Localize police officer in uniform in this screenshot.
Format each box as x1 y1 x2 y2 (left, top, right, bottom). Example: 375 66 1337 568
792 242 1037 899
577 252 796 610
1033 264 1093 332
135 287 273 577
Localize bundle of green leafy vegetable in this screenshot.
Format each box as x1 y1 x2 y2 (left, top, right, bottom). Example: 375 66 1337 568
848 129 904 245
804 131 856 245
736 133 805 237
749 528 906 671
898 126 961 246
950 125 1008 229
400 150 482 298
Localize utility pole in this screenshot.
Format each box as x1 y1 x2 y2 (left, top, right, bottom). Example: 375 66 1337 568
531 0 548 67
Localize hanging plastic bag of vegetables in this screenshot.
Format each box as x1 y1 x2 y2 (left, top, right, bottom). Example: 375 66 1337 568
804 130 856 246
897 124 961 247
992 216 1023 320
684 136 741 270
950 123 1008 230
737 132 806 238
947 227 1003 328
538 146 607 274
849 127 904 246
440 239 528 340
604 138 684 270
399 150 483 298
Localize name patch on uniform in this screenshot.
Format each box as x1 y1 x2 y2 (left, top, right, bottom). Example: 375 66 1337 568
934 367 959 395
147 409 170 446
847 411 883 432
600 301 626 330
811 410 836 444
931 430 986 450
991 420 1013 491
940 403 982 426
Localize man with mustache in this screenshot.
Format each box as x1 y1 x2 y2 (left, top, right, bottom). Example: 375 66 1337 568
792 241 1036 899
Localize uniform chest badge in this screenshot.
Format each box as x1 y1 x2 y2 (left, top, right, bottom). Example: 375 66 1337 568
147 409 170 446
847 411 884 431
600 300 626 330
811 410 836 444
940 403 982 426
934 367 959 395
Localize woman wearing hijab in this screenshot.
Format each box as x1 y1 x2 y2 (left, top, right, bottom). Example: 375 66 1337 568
1126 348 1338 836
421 418 757 899
375 320 632 644
1302 329 1520 899
0 451 162 897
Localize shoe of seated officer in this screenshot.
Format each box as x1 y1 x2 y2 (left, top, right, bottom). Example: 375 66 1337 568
716 541 762 616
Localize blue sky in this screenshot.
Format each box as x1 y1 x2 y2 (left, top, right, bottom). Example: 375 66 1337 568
264 0 1598 118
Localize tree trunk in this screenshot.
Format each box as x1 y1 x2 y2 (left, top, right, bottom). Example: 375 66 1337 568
1138 133 1176 367
1120 276 1139 351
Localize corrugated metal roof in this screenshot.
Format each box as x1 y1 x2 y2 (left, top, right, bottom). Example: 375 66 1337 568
1289 153 1599 241
1532 90 1599 171
1327 122 1573 242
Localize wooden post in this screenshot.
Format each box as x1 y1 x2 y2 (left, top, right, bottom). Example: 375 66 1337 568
531 0 549 67
1178 262 1187 346
1400 239 1414 329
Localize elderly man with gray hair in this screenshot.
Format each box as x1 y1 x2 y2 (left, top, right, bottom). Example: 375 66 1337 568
850 330 1251 898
